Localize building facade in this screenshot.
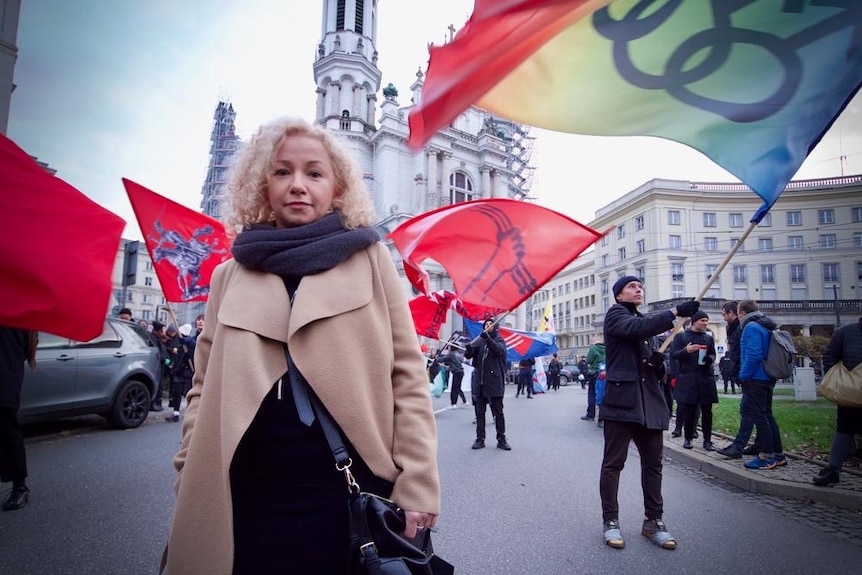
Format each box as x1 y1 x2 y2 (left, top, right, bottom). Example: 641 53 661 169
533 175 862 362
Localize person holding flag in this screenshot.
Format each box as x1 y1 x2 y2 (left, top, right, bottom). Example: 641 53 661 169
599 276 699 551
466 319 512 451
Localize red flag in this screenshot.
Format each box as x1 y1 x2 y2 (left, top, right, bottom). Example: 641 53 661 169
123 178 233 302
388 199 602 311
408 289 506 338
0 133 125 341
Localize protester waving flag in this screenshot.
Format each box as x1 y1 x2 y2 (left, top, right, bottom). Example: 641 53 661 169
123 178 233 302
0 133 125 341
408 0 862 222
388 199 603 311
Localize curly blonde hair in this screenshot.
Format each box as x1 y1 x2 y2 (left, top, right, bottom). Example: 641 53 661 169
225 117 376 230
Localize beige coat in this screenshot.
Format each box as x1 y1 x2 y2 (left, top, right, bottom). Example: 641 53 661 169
164 243 440 575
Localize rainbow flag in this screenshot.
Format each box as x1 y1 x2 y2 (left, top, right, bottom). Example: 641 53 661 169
408 0 862 222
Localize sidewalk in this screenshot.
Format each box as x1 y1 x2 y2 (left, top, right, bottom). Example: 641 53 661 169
663 430 862 512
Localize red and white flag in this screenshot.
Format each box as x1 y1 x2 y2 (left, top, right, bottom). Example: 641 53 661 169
123 178 233 302
0 133 125 341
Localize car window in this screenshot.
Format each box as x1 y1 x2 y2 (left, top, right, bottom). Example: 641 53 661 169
74 322 121 349
37 332 72 350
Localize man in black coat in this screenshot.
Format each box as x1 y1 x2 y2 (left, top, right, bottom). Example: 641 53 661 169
0 326 37 511
466 319 511 450
599 276 699 551
813 316 862 486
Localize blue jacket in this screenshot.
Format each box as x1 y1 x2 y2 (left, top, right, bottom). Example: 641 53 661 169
738 311 775 382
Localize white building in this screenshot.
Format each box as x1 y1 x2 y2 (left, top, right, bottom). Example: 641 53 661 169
532 175 862 362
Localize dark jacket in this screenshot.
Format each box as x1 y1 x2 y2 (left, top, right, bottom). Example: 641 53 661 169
822 318 862 373
174 335 198 381
601 302 675 429
739 311 775 382
465 328 507 398
0 326 32 409
726 318 741 378
669 328 718 405
437 352 464 374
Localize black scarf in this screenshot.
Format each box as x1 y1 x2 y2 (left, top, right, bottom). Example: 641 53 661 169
231 212 380 278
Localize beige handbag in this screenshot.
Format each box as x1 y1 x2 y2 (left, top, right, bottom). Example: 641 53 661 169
817 362 862 407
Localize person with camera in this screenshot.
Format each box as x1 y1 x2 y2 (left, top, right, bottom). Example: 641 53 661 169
598 276 699 551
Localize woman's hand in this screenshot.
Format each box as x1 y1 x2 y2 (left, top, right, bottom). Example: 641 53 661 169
403 510 438 539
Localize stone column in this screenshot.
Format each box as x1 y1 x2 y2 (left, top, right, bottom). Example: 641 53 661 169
329 81 341 115
352 84 363 118
439 153 452 206
426 150 438 210
315 87 326 120
481 167 492 199
366 94 377 124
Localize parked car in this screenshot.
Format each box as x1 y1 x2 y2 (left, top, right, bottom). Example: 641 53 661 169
561 364 584 384
19 318 160 429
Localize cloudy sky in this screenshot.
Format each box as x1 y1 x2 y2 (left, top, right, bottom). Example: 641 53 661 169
9 0 862 241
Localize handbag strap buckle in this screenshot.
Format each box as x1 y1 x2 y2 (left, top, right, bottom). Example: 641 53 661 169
337 458 360 494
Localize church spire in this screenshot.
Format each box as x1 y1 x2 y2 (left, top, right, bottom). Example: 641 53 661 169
313 0 382 133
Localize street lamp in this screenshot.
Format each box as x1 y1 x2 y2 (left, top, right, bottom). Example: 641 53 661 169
832 284 841 327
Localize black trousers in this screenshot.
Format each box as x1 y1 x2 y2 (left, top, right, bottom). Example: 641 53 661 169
449 371 466 405
0 406 27 484
600 420 664 522
169 378 192 411
475 395 506 441
681 402 713 442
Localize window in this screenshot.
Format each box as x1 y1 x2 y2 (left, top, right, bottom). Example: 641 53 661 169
733 265 747 283
126 292 134 302
671 262 684 281
791 287 808 300
733 287 749 300
787 211 802 226
822 263 839 283
703 212 716 227
142 294 151 304
758 238 773 251
759 212 772 227
617 224 626 239
601 235 608 246
636 239 645 253
761 265 775 283
145 261 153 271
818 209 835 225
601 254 609 267
635 215 644 231
669 235 682 249
618 247 626 261
668 210 680 225
819 234 837 249
761 287 776 300
145 277 153 287
788 236 804 250
449 172 475 204
706 264 719 280
852 207 862 223
790 264 806 283
855 232 862 248
635 267 645 281
601 279 608 295
704 237 718 251
731 237 744 252
858 261 862 281
729 213 743 228
671 283 684 298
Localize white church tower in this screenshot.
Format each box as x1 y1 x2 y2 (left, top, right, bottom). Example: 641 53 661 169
313 0 535 332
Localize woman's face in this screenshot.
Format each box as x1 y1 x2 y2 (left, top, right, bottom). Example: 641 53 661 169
267 135 337 228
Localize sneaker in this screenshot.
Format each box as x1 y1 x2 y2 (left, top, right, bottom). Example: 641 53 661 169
597 420 604 428
471 439 485 450
717 444 744 459
703 441 716 452
744 456 776 470
581 415 594 421
2 486 30 511
813 468 840 486
773 455 787 467
671 430 682 438
682 440 693 449
603 519 624 549
641 518 677 550
165 413 180 423
692 431 699 439
497 439 512 451
742 444 759 456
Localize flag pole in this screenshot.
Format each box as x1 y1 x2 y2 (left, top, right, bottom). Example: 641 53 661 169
468 312 511 346
658 219 759 353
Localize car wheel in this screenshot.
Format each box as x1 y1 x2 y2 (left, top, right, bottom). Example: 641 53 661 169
560 374 569 386
107 379 151 429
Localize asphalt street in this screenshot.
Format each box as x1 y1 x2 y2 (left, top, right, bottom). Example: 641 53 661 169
1 385 860 574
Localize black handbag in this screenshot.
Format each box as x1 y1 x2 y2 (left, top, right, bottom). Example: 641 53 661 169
284 347 453 575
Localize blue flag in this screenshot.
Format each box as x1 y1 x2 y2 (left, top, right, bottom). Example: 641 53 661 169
464 319 558 362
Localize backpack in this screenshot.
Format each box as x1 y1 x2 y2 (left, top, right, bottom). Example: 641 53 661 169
755 321 796 380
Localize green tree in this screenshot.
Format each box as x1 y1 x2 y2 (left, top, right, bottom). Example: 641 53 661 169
793 334 831 375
